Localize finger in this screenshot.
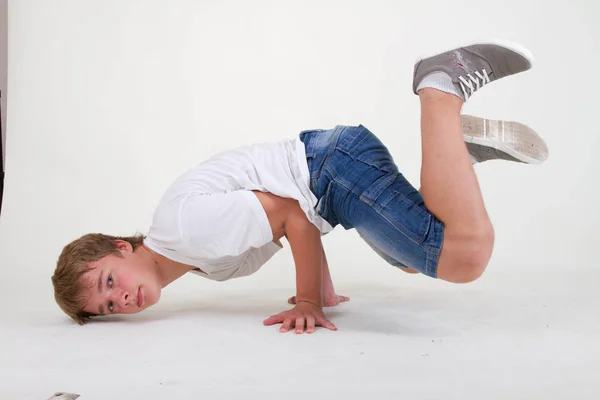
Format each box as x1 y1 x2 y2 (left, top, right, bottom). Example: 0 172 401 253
288 296 296 305
306 316 316 334
318 316 337 331
295 317 305 334
263 313 285 326
280 318 293 333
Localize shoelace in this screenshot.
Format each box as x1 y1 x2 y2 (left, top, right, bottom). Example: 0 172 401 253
458 69 490 100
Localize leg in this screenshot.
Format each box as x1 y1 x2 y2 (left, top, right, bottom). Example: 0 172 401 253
353 95 495 283
355 112 547 278
413 41 535 282
418 89 494 282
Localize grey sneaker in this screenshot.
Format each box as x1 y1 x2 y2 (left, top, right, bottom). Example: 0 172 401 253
413 41 534 101
462 115 549 164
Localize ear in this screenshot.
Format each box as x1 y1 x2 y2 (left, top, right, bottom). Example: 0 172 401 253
113 240 133 254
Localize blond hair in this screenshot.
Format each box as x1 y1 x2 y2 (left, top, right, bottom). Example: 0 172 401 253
52 233 145 324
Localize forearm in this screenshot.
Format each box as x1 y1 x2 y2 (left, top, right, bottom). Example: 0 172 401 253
321 243 335 296
284 210 323 307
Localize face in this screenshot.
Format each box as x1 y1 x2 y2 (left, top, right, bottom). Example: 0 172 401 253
81 241 162 316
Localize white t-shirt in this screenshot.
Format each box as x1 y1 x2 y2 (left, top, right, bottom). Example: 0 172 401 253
143 136 333 281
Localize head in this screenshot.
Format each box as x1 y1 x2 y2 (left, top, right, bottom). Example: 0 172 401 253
52 233 163 324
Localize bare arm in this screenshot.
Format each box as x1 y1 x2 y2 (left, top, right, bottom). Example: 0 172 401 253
287 240 350 307
253 190 337 333
284 207 323 307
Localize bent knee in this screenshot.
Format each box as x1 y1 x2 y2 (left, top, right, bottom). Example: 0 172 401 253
439 226 495 283
450 253 491 283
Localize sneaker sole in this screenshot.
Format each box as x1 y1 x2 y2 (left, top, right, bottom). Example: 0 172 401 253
461 115 549 164
415 39 535 69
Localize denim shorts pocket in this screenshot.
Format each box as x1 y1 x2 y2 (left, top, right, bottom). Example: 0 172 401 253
377 189 432 245
338 127 399 175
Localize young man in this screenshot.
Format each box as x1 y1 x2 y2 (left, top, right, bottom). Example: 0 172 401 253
52 41 548 334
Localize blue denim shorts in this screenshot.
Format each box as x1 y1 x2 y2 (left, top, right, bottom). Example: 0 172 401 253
299 124 445 278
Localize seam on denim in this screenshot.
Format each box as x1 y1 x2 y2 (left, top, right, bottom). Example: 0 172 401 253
425 251 434 277
334 174 428 246
427 247 440 278
335 176 370 203
335 146 398 175
359 174 397 208
312 126 345 181
425 221 443 278
378 190 432 245
383 190 432 239
336 125 368 153
332 150 399 205
325 126 345 168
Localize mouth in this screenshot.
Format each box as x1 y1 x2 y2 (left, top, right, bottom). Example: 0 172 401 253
137 287 143 308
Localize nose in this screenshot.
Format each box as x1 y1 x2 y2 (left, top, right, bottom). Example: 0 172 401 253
121 291 131 307
110 290 131 308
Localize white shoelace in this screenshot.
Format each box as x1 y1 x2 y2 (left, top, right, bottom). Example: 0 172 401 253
458 69 490 100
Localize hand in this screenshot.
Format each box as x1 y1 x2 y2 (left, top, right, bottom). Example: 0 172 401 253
263 302 337 334
288 294 350 307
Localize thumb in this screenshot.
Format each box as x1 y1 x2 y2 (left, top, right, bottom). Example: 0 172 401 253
263 314 284 326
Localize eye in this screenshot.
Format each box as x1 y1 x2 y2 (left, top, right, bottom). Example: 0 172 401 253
108 301 114 313
107 274 113 288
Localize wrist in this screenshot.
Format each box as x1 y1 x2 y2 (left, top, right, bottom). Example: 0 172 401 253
295 298 322 308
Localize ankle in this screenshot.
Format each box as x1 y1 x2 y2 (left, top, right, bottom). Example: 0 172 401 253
419 88 464 109
415 71 464 100
418 87 460 100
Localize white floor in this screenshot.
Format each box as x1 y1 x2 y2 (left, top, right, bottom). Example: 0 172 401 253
1 266 598 399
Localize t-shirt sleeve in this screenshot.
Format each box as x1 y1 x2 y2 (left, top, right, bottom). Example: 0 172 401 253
179 190 274 259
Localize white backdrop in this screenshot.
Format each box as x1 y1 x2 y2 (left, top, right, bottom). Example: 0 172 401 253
3 0 598 307
1 1 599 398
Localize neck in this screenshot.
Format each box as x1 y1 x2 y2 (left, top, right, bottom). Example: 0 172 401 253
140 245 193 287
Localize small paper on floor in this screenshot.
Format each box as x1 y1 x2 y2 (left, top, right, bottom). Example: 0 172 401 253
47 393 80 400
